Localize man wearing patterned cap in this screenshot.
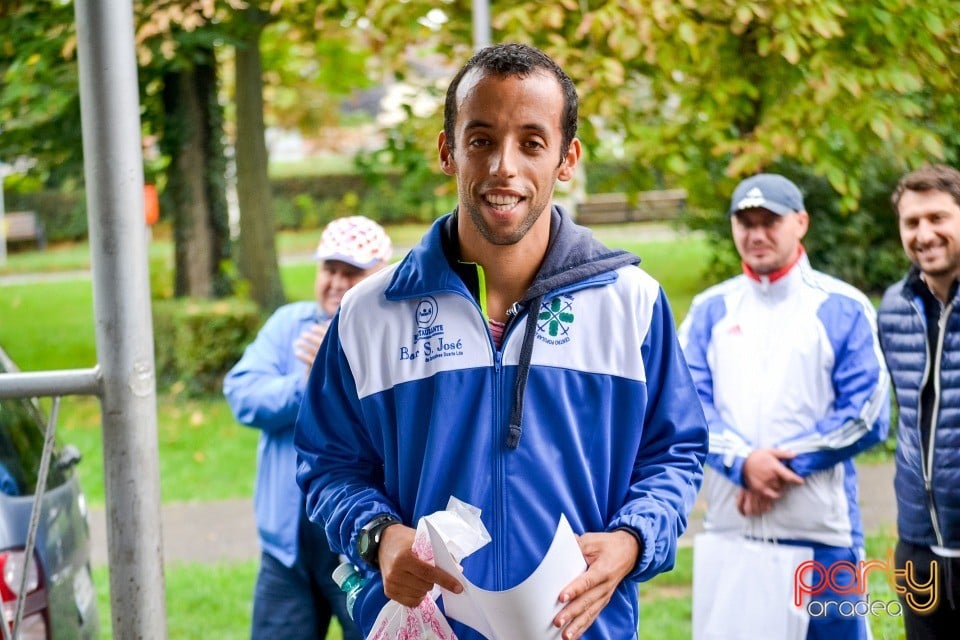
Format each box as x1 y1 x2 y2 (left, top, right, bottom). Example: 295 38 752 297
679 174 890 639
224 216 391 640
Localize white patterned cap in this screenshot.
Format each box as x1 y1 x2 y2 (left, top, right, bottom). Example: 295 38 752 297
313 216 393 269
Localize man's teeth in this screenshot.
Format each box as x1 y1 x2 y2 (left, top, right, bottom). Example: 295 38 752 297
487 195 520 207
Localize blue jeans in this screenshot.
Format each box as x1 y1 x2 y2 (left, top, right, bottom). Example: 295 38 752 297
250 516 362 640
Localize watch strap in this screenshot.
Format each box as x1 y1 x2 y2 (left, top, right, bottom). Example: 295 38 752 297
358 514 401 568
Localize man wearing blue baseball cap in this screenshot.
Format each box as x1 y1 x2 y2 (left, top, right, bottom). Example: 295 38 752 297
224 216 391 640
679 174 890 639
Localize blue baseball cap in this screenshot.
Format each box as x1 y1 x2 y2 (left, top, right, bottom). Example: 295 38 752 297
728 174 805 217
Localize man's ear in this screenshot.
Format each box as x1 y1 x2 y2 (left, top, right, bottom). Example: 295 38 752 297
795 210 810 239
438 130 456 176
557 139 582 182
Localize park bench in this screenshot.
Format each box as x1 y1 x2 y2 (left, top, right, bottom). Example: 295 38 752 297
576 189 687 224
2 211 47 251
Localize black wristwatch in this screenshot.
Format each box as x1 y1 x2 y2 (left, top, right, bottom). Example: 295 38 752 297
357 514 401 569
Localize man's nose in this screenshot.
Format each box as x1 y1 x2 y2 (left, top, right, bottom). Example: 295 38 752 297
490 145 519 177
915 219 936 244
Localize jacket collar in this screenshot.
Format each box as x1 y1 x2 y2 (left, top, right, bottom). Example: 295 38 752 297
903 265 960 306
741 244 805 284
384 205 640 302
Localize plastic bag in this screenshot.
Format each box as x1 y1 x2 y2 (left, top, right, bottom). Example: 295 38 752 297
366 497 491 640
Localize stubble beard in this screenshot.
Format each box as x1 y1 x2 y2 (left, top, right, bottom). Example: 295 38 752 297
463 196 550 247
920 258 960 281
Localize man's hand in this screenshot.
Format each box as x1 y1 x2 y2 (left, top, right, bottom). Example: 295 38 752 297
742 448 803 500
378 524 463 607
552 529 639 640
736 487 774 516
294 322 329 373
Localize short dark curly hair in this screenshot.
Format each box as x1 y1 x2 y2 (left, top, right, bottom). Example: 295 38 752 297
891 164 960 215
443 42 578 165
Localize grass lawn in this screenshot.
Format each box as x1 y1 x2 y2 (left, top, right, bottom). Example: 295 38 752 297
93 560 350 640
87 531 908 640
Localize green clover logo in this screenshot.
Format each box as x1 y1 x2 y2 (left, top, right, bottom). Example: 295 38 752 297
538 297 574 337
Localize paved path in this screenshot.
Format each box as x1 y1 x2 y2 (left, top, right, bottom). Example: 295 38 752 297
88 460 897 566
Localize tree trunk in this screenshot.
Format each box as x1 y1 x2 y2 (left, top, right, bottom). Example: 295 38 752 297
196 58 233 298
161 51 231 298
234 11 285 311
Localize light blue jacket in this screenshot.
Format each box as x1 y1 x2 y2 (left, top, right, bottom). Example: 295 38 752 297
224 301 328 566
295 209 708 639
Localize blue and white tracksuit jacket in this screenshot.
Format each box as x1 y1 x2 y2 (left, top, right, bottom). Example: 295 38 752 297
678 254 889 548
294 207 708 639
224 301 329 567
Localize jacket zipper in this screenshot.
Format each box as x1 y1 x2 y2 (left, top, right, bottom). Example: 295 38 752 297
491 300 531 589
911 297 949 547
492 345 505 589
927 301 953 547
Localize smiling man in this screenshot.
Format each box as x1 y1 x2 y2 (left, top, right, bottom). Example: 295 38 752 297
878 164 960 639
294 43 707 640
679 173 890 640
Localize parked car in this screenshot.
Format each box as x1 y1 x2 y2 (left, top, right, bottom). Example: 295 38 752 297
0 345 99 639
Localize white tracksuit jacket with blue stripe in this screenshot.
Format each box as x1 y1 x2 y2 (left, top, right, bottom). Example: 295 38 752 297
678 253 890 548
295 208 708 639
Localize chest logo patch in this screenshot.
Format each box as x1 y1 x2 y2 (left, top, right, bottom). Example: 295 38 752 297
414 296 443 342
536 295 574 345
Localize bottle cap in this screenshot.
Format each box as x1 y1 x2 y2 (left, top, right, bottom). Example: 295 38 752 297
332 561 358 589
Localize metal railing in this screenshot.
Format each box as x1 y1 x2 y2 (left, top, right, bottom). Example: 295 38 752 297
0 1 167 637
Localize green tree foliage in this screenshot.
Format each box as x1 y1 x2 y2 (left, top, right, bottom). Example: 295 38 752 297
5 1 960 295
0 1 83 186
488 1 959 206
321 2 959 195
156 1 377 311
499 1 959 292
339 0 958 292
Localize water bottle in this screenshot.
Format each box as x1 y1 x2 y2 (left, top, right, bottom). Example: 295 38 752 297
333 561 367 620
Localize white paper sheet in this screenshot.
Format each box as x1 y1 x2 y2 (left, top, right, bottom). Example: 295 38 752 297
426 514 587 640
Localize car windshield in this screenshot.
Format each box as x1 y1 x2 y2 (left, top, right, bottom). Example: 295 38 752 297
0 353 68 496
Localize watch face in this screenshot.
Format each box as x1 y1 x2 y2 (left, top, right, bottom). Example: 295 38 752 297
358 530 372 557
358 515 397 566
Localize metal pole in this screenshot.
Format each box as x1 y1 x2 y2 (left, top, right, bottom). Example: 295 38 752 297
472 0 491 50
73 2 167 638
0 368 101 399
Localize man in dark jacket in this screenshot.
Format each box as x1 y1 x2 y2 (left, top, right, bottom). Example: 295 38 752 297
879 164 960 639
